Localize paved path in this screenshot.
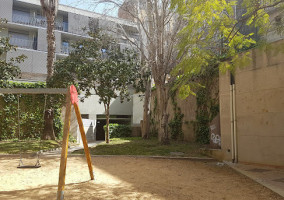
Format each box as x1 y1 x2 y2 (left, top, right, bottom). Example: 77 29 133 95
225 161 284 198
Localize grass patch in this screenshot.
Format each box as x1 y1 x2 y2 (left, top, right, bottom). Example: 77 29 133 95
73 137 207 157
0 140 61 154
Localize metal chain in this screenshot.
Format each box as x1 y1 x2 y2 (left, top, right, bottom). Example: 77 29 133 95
17 94 23 167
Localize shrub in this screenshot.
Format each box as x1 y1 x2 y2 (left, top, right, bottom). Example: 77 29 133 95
104 123 132 138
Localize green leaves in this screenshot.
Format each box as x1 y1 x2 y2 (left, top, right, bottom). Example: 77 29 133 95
51 31 141 106
170 0 280 99
0 81 63 140
0 18 26 81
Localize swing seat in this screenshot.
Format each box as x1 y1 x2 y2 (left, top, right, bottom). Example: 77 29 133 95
17 164 41 169
17 158 41 169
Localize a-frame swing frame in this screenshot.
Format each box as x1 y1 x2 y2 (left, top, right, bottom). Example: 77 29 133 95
57 85 94 200
0 86 94 200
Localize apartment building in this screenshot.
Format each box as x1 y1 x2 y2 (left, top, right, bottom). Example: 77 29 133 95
0 0 143 141
0 0 138 81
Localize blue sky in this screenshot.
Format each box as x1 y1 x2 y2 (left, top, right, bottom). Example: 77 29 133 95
59 0 118 17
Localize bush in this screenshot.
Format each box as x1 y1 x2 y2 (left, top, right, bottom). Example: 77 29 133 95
104 123 132 138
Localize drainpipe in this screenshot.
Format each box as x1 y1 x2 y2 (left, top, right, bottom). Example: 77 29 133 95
233 84 238 163
230 84 235 162
230 73 238 163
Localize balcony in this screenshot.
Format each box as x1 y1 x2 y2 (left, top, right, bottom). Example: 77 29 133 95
12 12 68 32
9 37 37 50
61 43 74 54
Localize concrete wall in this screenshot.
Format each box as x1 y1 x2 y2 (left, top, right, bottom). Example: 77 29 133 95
6 48 47 74
68 12 89 36
266 9 284 43
0 0 13 21
132 94 144 125
37 28 47 52
76 93 134 141
219 39 284 167
55 31 61 53
78 93 133 122
37 29 61 53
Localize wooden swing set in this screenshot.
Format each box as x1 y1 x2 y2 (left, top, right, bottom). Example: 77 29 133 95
0 85 94 200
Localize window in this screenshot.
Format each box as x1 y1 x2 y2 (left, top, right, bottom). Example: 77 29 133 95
81 114 89 119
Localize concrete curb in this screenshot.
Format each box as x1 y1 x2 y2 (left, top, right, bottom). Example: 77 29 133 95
224 161 284 198
72 154 215 161
1 153 215 162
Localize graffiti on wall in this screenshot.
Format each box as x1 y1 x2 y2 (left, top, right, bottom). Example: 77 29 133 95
210 124 221 147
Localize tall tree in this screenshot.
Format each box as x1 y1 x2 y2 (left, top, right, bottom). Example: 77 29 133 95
50 31 141 143
40 0 59 140
0 19 26 81
88 0 185 144
40 0 58 82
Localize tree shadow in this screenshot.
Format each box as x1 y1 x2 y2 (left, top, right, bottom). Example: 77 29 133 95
0 155 281 200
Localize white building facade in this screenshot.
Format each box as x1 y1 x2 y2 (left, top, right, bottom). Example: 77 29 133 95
0 0 144 141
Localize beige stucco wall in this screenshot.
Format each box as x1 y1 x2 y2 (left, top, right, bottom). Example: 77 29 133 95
150 89 196 141
219 39 284 167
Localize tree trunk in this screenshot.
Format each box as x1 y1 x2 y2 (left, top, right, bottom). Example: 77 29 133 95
46 14 56 82
41 109 56 140
105 103 110 144
42 14 56 140
142 79 151 139
156 84 170 145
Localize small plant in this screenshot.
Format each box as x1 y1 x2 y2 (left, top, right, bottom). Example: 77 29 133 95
149 97 158 138
193 64 219 144
168 108 184 140
168 87 184 140
104 123 131 138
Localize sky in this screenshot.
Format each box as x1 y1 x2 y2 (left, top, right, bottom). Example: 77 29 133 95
59 0 118 17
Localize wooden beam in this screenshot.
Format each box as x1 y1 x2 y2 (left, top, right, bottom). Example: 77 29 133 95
0 88 68 94
73 103 95 180
57 89 72 200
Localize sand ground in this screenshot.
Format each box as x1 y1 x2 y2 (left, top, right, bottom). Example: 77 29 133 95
0 155 283 200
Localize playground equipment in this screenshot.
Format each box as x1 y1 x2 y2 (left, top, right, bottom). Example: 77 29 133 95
0 88 54 168
16 94 47 168
0 85 94 200
56 85 94 200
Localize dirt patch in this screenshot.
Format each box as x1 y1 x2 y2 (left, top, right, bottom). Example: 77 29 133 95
0 155 283 200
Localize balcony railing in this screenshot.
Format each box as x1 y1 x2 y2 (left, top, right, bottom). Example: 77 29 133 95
12 12 68 32
10 37 37 50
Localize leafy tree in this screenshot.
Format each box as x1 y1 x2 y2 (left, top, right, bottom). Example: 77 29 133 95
40 0 59 140
83 0 185 143
50 31 141 143
0 19 26 81
170 0 284 144
171 0 284 95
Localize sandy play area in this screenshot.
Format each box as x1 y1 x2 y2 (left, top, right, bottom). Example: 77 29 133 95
0 155 283 200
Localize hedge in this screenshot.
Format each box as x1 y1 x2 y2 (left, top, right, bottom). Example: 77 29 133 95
103 123 132 138
0 81 64 140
